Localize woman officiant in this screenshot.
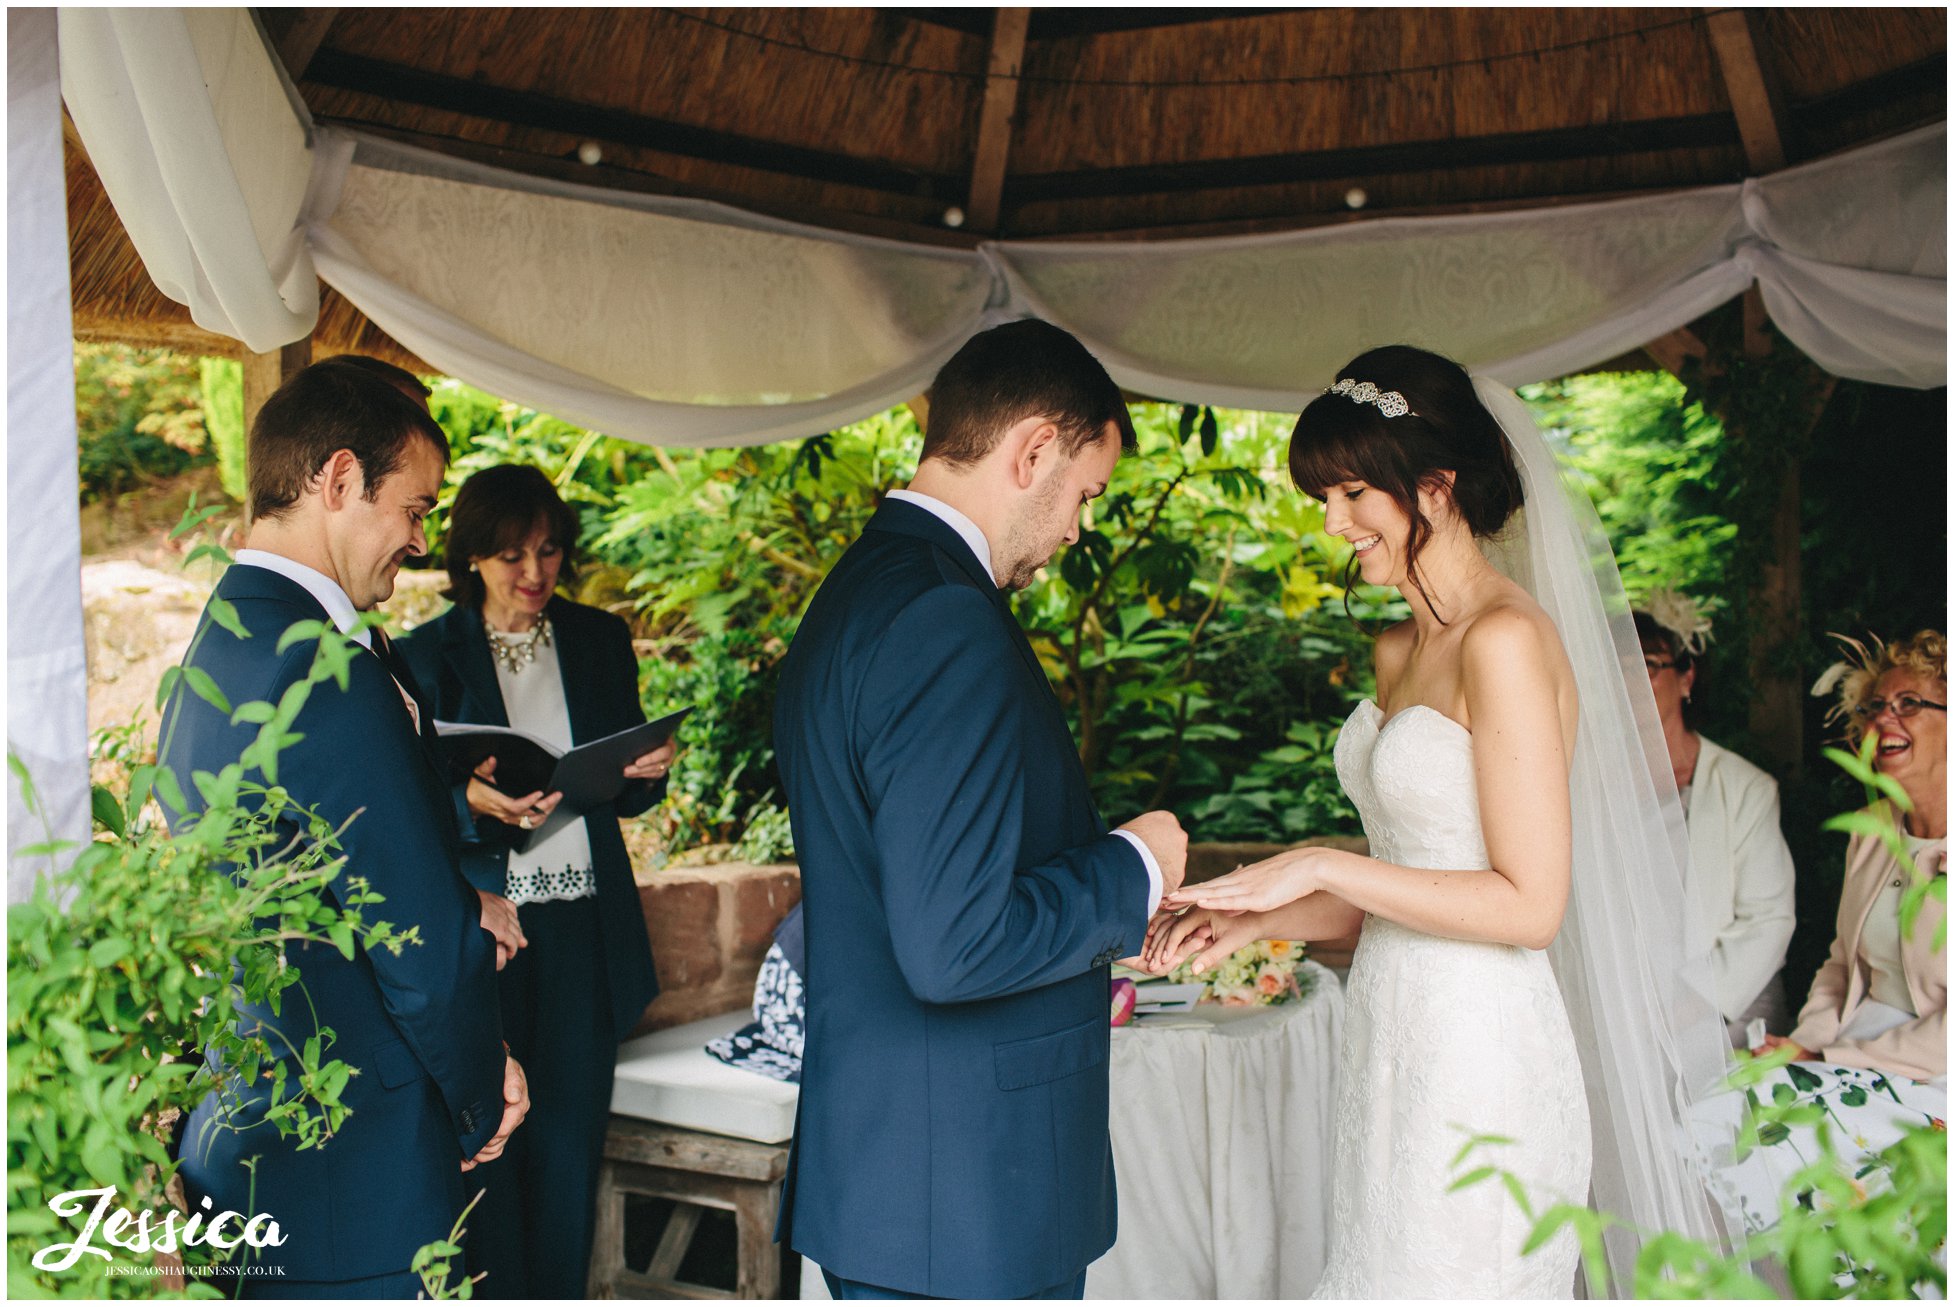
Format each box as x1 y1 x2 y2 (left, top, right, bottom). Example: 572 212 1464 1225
399 463 674 1298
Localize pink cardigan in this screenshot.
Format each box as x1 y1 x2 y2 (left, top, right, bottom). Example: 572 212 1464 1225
1788 803 1946 1081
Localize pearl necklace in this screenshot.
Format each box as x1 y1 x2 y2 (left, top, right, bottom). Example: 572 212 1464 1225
485 615 554 675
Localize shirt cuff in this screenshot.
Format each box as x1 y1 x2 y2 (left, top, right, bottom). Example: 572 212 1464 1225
1111 829 1164 917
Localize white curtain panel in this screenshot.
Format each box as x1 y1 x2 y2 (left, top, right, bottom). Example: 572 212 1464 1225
306 130 999 446
57 7 317 354
10 8 89 899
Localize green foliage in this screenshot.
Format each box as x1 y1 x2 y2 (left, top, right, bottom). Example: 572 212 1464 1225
73 345 212 502
1523 371 1736 602
7 516 422 1296
198 359 246 504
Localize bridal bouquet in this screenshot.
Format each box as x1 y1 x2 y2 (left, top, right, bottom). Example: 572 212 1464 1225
1167 939 1311 1007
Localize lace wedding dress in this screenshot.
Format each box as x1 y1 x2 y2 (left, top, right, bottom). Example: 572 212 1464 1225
1312 699 1592 1299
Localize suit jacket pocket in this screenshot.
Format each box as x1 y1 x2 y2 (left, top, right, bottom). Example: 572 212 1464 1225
994 1017 1107 1092
368 1039 430 1090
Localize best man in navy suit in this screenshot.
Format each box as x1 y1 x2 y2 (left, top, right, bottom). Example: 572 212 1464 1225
160 363 528 1297
773 320 1189 1299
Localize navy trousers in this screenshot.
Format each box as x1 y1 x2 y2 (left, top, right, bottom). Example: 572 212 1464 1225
462 895 616 1298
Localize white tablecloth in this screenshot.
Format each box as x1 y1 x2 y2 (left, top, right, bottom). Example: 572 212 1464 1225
1090 964 1343 1299
800 962 1344 1299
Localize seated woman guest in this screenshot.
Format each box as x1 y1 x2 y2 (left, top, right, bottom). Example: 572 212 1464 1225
399 464 676 1297
1636 590 1797 1045
1761 629 1947 1083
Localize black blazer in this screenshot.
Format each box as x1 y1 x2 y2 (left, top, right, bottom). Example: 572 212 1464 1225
161 564 506 1281
399 595 661 1043
772 499 1151 1297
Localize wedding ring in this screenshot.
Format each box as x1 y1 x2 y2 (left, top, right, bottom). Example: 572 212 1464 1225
518 814 535 830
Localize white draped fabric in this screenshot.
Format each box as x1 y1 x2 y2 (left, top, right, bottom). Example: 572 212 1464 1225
11 9 89 898
57 8 1945 441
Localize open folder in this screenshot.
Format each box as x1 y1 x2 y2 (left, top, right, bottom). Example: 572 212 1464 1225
436 707 692 852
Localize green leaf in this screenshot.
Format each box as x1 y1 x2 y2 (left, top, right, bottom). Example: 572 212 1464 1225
230 700 277 725
206 594 251 640
183 666 233 714
1177 404 1197 443
1448 1165 1495 1192
155 664 183 712
154 766 188 815
90 783 126 838
1771 1082 1797 1105
277 619 328 653
87 937 131 968
8 752 36 815
1783 1063 1824 1093
1199 407 1219 458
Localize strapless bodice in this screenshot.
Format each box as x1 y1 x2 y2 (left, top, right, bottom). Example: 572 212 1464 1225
1333 699 1490 872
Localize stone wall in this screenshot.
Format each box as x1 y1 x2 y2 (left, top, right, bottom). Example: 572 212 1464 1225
625 834 1371 1033
631 860 801 1035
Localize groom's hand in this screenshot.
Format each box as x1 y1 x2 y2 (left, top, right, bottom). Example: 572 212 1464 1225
1118 810 1188 897
461 1052 531 1172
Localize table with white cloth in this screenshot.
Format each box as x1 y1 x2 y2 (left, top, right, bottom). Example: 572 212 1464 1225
801 961 1344 1300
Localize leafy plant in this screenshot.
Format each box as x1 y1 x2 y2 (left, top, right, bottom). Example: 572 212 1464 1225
73 345 212 503
1451 735 1947 1298
8 535 432 1295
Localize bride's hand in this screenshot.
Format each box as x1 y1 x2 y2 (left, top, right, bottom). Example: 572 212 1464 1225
1145 907 1265 975
1159 849 1324 915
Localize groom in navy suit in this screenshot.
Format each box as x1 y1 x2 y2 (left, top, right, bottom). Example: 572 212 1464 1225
160 363 526 1296
774 320 1188 1299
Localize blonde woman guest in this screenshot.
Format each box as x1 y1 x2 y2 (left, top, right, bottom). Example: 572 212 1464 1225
1760 630 1947 1084
1635 593 1796 1045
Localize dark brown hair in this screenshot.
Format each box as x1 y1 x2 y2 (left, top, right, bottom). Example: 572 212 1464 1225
920 319 1136 467
440 464 581 607
1288 345 1523 618
313 354 431 404
247 362 449 523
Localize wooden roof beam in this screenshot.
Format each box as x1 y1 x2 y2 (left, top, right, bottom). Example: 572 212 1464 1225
1704 9 1789 173
967 8 1029 234
303 51 960 199
270 9 338 83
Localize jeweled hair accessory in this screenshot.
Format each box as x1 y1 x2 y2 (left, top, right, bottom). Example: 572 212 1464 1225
1641 586 1718 656
1328 377 1415 419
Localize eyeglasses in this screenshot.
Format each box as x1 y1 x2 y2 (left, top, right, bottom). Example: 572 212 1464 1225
1644 658 1677 676
1851 694 1947 721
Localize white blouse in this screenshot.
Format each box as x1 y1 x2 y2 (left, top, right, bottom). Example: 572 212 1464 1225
491 623 597 905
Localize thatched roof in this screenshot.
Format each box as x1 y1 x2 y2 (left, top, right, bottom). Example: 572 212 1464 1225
70 6 1945 364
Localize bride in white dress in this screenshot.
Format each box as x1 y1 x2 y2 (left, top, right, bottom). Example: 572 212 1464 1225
1145 347 1733 1297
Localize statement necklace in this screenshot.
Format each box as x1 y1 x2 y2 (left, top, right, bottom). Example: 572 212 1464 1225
485 615 554 675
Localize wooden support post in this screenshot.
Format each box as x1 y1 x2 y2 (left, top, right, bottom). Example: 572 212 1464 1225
965 8 1030 233
1704 9 1789 173
240 338 313 519
1640 326 1708 380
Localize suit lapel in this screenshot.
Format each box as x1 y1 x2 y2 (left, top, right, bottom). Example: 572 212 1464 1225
442 604 510 729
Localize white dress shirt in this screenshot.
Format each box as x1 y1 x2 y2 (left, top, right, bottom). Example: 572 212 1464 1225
885 488 1163 915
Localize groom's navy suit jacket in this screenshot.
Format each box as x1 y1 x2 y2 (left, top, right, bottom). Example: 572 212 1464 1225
774 499 1151 1298
159 564 506 1282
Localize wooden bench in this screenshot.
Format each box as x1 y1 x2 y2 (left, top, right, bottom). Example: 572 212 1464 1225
588 1011 799 1299
589 1117 790 1299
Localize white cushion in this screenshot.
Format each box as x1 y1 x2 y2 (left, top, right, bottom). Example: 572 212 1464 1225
611 1009 800 1144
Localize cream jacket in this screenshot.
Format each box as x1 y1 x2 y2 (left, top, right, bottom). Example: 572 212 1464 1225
1788 802 1947 1082
1685 737 1798 1023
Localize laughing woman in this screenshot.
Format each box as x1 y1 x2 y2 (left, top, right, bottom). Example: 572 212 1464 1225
399 464 674 1296
1762 630 1947 1083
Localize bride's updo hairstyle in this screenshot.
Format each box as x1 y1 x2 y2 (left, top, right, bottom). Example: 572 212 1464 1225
1288 345 1523 616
